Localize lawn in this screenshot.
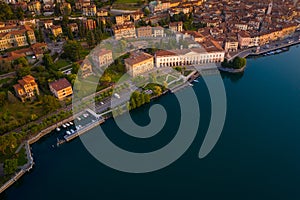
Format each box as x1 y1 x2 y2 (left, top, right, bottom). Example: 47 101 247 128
55 59 72 69
0 99 45 135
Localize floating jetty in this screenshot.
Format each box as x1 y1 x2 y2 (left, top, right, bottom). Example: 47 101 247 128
64 109 105 142
64 117 105 142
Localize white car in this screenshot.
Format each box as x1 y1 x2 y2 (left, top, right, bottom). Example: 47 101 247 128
114 93 120 99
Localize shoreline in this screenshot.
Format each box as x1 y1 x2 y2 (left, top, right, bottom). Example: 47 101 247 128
218 66 246 73
1 40 300 194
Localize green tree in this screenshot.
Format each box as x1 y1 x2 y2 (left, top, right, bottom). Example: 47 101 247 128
40 95 61 113
144 93 150 103
0 91 7 107
0 3 13 20
100 74 111 84
71 63 80 74
63 40 83 61
17 66 31 78
14 57 29 68
4 159 18 175
0 135 8 154
86 31 96 47
43 54 54 68
153 86 162 96
67 27 74 40
16 7 24 20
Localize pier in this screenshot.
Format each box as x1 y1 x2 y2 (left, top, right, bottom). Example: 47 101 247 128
64 117 105 142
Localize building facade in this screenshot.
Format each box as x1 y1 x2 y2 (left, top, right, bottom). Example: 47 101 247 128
49 78 73 100
113 22 136 40
155 48 225 68
125 52 154 77
137 26 153 38
91 48 114 68
13 75 39 102
169 21 183 32
0 26 36 51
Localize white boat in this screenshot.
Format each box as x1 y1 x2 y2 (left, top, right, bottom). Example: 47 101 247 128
193 79 199 83
56 127 61 131
62 124 66 128
77 117 81 121
69 121 73 125
70 129 75 134
189 83 193 86
66 131 71 135
66 123 70 126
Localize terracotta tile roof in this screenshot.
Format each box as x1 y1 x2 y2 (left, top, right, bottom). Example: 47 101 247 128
125 52 153 66
49 78 72 91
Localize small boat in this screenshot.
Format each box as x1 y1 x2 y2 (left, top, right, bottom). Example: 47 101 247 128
193 79 199 83
77 117 81 121
83 113 89 118
69 121 73 125
189 83 193 87
62 124 67 128
56 127 61 131
66 131 71 135
70 129 75 134
66 123 70 127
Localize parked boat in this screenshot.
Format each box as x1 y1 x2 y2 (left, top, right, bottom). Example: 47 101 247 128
56 127 61 131
69 121 73 125
193 79 199 83
77 117 81 121
66 123 70 127
66 131 71 135
70 129 75 134
62 124 66 128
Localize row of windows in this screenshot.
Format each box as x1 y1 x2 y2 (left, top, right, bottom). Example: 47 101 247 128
159 54 223 62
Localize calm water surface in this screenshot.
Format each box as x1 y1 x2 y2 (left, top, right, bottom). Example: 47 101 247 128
2 46 300 200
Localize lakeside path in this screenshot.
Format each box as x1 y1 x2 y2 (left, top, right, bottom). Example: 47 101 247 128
228 32 300 61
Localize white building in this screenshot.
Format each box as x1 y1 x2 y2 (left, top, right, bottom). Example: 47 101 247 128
152 26 165 37
155 47 225 68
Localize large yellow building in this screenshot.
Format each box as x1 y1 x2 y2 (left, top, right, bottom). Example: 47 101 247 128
0 25 36 51
50 25 63 37
13 75 40 102
125 52 154 77
113 22 136 40
49 78 73 100
28 1 42 15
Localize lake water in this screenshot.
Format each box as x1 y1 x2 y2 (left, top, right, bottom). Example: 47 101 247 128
2 46 300 200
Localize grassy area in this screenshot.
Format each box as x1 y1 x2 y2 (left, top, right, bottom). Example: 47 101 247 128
16 147 27 166
55 59 72 69
166 75 177 83
0 100 45 135
0 77 13 86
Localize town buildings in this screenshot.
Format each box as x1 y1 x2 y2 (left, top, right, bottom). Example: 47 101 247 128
49 78 73 100
13 75 39 102
125 52 154 77
91 48 114 68
137 26 153 38
169 22 183 32
113 22 136 40
50 25 63 37
0 25 36 51
83 4 97 16
155 46 225 68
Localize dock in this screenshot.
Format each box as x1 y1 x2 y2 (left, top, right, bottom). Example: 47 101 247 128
64 113 105 142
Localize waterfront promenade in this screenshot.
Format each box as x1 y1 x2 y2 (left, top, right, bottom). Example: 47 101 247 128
228 33 300 61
